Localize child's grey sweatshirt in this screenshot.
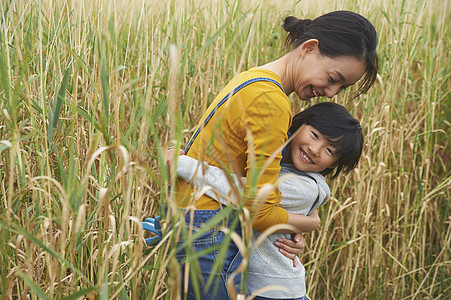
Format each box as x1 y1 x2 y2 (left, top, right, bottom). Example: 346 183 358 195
176 155 330 298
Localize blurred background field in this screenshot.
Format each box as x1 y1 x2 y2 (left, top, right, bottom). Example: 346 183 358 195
0 0 449 299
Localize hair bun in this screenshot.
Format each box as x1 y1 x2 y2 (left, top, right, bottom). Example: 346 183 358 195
295 19 313 32
283 17 313 46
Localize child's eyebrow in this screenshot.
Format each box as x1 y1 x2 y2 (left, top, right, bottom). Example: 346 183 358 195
326 136 343 147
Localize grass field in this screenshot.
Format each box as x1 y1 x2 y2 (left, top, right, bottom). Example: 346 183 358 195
0 0 450 299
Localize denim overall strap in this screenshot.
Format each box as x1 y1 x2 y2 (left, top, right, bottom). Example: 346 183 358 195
184 77 285 154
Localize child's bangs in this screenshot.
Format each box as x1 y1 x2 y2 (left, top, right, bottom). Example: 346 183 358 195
312 121 360 157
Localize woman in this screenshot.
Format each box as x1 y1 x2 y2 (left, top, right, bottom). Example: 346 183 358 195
169 10 378 299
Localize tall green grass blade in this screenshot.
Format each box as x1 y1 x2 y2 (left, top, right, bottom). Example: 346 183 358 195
100 40 110 142
0 1 12 26
52 61 72 130
48 61 72 143
100 280 109 300
0 44 10 102
60 287 98 300
193 21 231 61
2 221 91 285
16 270 51 300
0 221 9 298
0 34 13 127
108 15 116 45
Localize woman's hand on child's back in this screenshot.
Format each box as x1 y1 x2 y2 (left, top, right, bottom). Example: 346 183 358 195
275 233 305 267
276 210 321 267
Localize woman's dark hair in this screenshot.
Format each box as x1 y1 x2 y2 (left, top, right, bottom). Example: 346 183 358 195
283 11 378 98
287 102 363 179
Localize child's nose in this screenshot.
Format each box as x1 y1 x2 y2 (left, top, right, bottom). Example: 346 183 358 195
308 144 320 156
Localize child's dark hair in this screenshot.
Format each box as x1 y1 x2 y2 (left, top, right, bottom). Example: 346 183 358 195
282 11 378 98
288 102 363 179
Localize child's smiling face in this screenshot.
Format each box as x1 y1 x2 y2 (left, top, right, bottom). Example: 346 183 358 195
287 124 339 173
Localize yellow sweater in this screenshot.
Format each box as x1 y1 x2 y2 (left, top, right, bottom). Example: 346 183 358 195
175 68 292 231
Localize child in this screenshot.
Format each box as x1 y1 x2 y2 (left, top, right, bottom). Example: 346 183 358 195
174 102 363 299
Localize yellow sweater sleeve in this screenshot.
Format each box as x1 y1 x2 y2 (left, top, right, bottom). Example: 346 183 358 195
241 91 291 231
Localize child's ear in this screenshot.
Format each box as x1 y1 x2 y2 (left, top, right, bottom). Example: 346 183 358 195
321 162 339 177
329 161 339 169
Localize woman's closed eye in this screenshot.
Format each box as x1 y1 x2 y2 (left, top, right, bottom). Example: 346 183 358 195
330 75 350 91
311 131 319 139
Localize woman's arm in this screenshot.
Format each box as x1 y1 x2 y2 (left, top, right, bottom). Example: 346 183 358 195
287 209 320 233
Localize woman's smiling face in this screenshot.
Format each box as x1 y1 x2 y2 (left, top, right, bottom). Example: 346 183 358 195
291 39 367 100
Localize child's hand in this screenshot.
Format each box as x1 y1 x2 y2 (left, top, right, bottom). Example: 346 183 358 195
166 148 184 169
275 233 305 267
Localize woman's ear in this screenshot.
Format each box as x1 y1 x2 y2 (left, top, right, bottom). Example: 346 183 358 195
301 39 319 54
